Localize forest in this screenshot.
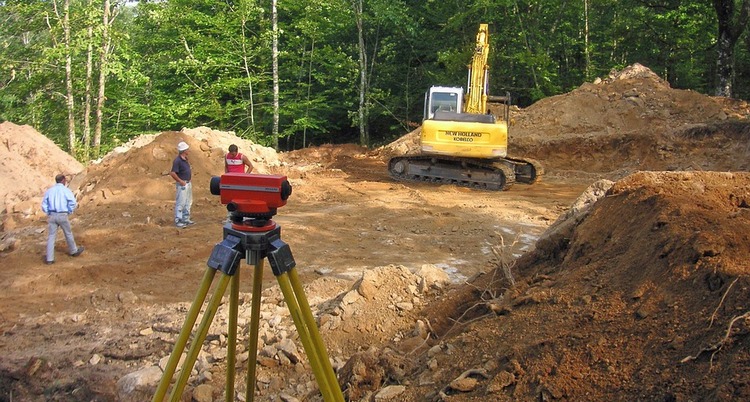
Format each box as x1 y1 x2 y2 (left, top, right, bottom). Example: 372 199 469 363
1 0 749 160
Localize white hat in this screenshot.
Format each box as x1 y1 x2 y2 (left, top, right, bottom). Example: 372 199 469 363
177 141 189 152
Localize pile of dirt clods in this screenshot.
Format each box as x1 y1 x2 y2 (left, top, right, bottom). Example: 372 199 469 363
373 171 750 401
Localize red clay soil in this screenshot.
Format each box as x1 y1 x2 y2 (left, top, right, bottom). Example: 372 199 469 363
399 171 750 401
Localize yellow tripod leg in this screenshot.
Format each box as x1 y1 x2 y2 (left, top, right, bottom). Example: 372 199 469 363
168 272 232 401
276 272 337 402
245 259 264 402
288 268 345 402
225 269 240 402
153 267 216 402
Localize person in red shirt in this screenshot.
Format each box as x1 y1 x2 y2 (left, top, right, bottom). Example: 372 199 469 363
225 144 254 173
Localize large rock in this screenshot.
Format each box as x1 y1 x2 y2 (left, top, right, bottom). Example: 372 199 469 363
116 365 163 402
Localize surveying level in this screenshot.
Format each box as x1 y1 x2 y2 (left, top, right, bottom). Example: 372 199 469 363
153 174 344 402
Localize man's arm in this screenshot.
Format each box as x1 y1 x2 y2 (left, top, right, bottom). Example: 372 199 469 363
242 154 254 173
169 171 186 186
41 192 49 214
66 189 77 213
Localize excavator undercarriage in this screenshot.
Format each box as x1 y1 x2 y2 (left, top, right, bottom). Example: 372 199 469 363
388 155 543 191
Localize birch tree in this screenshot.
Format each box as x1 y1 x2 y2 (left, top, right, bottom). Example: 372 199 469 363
353 0 368 146
272 0 280 150
49 0 77 155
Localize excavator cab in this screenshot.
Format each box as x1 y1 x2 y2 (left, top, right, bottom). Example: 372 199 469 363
425 86 462 119
420 85 507 159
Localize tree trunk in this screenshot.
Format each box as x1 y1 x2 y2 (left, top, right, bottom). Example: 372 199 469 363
240 10 255 132
512 0 539 91
83 0 94 160
95 0 112 158
303 38 314 148
713 0 750 97
272 0 279 150
583 0 591 81
354 0 369 147
64 0 76 155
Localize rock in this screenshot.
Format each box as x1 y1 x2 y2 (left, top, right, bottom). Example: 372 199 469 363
116 366 163 402
280 393 301 402
413 320 428 339
342 290 362 305
357 270 380 299
417 264 450 291
449 376 478 392
11 199 37 216
487 370 516 393
192 384 214 402
117 291 139 304
277 338 301 364
374 385 406 401
0 236 18 252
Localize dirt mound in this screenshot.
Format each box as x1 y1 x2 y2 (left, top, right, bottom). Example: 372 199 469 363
75 127 281 206
372 127 422 160
512 63 746 141
401 171 750 401
510 64 750 176
377 64 750 181
0 122 83 220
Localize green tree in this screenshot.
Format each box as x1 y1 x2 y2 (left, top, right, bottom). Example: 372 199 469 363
713 0 750 97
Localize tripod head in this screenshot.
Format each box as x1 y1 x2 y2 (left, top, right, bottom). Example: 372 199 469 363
210 173 293 230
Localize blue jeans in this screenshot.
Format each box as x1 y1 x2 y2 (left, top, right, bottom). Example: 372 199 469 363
174 182 193 223
46 212 78 262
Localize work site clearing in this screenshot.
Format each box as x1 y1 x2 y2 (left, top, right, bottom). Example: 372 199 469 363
1 64 750 401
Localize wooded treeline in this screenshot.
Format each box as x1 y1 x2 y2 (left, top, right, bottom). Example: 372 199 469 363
1 0 749 159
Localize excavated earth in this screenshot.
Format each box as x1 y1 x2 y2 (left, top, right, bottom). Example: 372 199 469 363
1 64 750 401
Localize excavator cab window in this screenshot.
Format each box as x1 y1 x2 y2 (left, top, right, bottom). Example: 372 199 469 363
426 91 460 120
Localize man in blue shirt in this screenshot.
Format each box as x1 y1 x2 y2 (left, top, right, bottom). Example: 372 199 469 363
41 174 84 264
169 141 194 228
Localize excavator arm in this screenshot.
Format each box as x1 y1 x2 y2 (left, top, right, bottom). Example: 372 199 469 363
464 23 490 115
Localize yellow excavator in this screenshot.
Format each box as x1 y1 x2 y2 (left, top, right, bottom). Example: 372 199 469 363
388 24 542 190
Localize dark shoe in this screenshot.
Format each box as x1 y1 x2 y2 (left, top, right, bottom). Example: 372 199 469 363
45 260 55 265
183 219 196 226
71 247 85 257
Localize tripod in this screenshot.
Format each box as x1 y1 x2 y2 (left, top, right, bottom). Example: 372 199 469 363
152 218 344 402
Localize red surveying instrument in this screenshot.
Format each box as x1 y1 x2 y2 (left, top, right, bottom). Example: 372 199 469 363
153 173 344 402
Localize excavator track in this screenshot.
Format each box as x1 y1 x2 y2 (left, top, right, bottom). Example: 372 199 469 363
504 156 544 184
388 156 517 191
388 156 543 191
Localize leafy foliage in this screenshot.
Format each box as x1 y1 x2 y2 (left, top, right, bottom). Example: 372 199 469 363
0 0 748 157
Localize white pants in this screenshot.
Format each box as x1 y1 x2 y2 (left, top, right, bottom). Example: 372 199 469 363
174 182 193 223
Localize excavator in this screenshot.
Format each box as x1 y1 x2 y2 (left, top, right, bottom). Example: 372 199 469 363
388 24 542 191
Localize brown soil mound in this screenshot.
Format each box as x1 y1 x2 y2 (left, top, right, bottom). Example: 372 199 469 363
0 122 83 220
401 171 750 401
510 63 750 176
76 127 281 207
